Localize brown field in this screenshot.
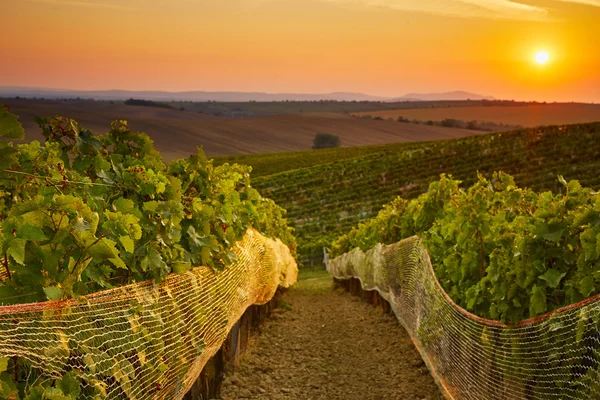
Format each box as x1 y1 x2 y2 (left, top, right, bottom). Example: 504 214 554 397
2 99 480 161
355 103 600 127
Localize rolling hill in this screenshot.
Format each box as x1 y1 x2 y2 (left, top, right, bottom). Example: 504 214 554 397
235 123 600 266
2 98 481 160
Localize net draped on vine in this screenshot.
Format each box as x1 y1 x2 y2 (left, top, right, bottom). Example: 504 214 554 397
0 228 297 399
328 237 600 400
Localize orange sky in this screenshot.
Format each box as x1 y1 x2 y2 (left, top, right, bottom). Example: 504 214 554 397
1 0 599 102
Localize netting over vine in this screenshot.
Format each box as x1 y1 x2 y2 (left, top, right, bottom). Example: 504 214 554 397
0 228 297 399
328 237 600 400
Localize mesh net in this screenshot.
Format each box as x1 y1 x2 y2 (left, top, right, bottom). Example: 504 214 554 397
328 237 600 400
0 228 297 399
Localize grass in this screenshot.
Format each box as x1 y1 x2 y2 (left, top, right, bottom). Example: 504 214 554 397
294 268 332 292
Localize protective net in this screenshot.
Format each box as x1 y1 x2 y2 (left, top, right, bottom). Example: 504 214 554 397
328 237 600 400
0 228 297 399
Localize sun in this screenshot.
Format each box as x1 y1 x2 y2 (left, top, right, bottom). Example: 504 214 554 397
535 51 550 65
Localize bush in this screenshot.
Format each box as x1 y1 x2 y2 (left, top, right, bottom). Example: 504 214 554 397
312 133 341 149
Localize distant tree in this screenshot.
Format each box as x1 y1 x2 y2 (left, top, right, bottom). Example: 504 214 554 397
125 98 173 109
313 133 341 149
467 120 478 130
441 118 460 128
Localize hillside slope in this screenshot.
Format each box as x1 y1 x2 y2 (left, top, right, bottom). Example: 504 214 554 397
250 123 600 266
3 99 480 160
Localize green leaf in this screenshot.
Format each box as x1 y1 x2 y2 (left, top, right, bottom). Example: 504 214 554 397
0 358 8 374
172 262 191 274
0 372 18 398
23 386 45 400
157 363 169 373
7 239 26 265
140 248 167 278
43 285 64 301
114 198 134 213
96 169 115 185
539 269 567 289
542 223 565 242
16 223 47 241
580 276 595 297
143 201 159 212
0 142 19 170
87 238 119 260
0 106 25 139
57 371 81 398
109 257 128 270
119 236 134 253
42 387 71 400
530 284 547 316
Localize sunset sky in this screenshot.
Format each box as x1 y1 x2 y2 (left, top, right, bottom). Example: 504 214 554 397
1 0 599 102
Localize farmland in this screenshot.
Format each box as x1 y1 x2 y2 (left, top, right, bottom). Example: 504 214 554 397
354 103 600 127
2 98 480 160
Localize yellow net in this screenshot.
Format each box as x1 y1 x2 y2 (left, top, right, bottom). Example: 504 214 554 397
328 237 600 400
0 228 297 399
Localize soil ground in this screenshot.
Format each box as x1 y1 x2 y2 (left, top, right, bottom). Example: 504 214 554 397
221 270 444 400
356 103 600 128
3 98 478 160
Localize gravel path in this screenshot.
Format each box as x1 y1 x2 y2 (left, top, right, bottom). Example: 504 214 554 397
221 274 444 400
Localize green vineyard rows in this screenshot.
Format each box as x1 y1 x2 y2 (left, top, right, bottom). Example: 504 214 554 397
244 123 600 265
331 172 600 323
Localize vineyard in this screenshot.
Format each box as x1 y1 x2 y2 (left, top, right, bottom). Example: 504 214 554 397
331 173 600 322
0 107 297 399
2 102 600 399
237 123 600 265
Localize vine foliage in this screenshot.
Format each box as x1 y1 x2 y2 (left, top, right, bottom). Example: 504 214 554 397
332 172 600 323
0 106 295 398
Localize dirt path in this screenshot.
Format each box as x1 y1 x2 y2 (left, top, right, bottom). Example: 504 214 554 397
221 272 444 400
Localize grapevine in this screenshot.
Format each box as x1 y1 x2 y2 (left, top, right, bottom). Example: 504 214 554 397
331 172 600 323
0 106 296 398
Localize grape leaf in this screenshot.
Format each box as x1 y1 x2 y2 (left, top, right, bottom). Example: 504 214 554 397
530 284 547 316
43 285 64 301
7 239 26 265
119 236 134 253
57 372 81 398
87 238 119 260
16 224 47 241
0 358 8 374
539 269 567 289
0 106 24 139
580 276 595 297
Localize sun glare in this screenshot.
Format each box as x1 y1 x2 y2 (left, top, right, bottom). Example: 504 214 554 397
535 51 550 65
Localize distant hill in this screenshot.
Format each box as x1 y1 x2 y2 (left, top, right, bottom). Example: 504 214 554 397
0 86 498 103
390 91 495 101
0 86 387 102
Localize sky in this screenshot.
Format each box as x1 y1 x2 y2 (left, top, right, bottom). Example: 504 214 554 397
1 0 599 102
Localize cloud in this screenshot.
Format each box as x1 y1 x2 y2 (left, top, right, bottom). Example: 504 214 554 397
550 0 600 6
25 0 137 10
321 0 550 20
